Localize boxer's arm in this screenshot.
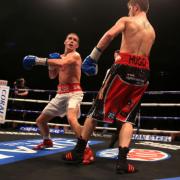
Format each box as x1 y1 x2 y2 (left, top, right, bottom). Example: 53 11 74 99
47 52 81 67
23 53 61 70
62 52 81 65
47 52 81 79
23 55 48 70
96 17 126 52
82 48 99 76
48 67 59 79
48 52 61 79
48 52 61 69
82 18 126 76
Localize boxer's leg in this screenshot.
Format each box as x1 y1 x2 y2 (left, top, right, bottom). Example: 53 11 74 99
67 108 82 138
116 147 137 174
33 95 65 150
62 117 96 164
64 92 95 164
36 113 53 139
119 122 133 148
108 121 122 148
116 120 137 173
33 113 53 150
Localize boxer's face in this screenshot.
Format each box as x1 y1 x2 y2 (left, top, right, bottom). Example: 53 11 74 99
64 34 79 51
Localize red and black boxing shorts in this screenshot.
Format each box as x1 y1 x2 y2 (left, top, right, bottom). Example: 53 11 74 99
87 52 150 125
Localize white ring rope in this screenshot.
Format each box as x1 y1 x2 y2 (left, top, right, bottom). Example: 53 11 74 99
10 88 98 94
10 88 180 95
8 98 180 107
8 98 49 104
145 90 180 95
141 103 180 107
11 88 56 93
8 98 92 105
4 120 180 135
6 109 180 121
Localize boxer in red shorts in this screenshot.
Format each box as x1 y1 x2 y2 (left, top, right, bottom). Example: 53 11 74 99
89 52 149 125
63 0 156 174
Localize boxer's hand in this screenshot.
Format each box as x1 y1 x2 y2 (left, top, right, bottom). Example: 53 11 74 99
82 56 98 76
23 55 47 70
82 47 102 76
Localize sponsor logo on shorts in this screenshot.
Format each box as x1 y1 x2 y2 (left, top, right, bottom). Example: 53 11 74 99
96 148 170 161
107 112 115 119
129 56 147 67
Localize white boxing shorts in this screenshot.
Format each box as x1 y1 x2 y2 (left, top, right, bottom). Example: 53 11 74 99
42 91 84 118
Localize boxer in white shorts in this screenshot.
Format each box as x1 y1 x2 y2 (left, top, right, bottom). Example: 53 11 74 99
23 33 85 150
42 84 83 119
23 33 95 164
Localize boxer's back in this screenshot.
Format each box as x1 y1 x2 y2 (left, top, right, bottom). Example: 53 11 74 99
120 15 155 56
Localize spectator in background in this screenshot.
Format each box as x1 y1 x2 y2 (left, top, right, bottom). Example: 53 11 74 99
11 78 29 128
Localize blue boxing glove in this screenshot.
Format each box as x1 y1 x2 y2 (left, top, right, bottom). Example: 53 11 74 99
48 52 61 71
49 52 61 59
82 47 102 76
82 56 98 76
23 55 47 70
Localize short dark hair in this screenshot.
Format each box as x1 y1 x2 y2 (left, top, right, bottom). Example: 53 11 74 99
66 32 80 44
128 0 149 12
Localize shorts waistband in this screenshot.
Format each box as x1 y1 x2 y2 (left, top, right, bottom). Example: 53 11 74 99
115 52 149 70
57 83 82 94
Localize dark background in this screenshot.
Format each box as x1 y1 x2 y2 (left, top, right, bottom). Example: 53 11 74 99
0 0 180 91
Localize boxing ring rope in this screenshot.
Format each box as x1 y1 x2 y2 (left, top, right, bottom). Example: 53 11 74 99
7 98 180 107
6 108 180 120
8 98 93 105
145 91 180 95
10 88 180 94
3 88 180 140
4 119 180 134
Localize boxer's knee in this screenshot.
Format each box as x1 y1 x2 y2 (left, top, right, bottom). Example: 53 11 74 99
67 108 78 122
67 115 78 127
36 113 52 126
